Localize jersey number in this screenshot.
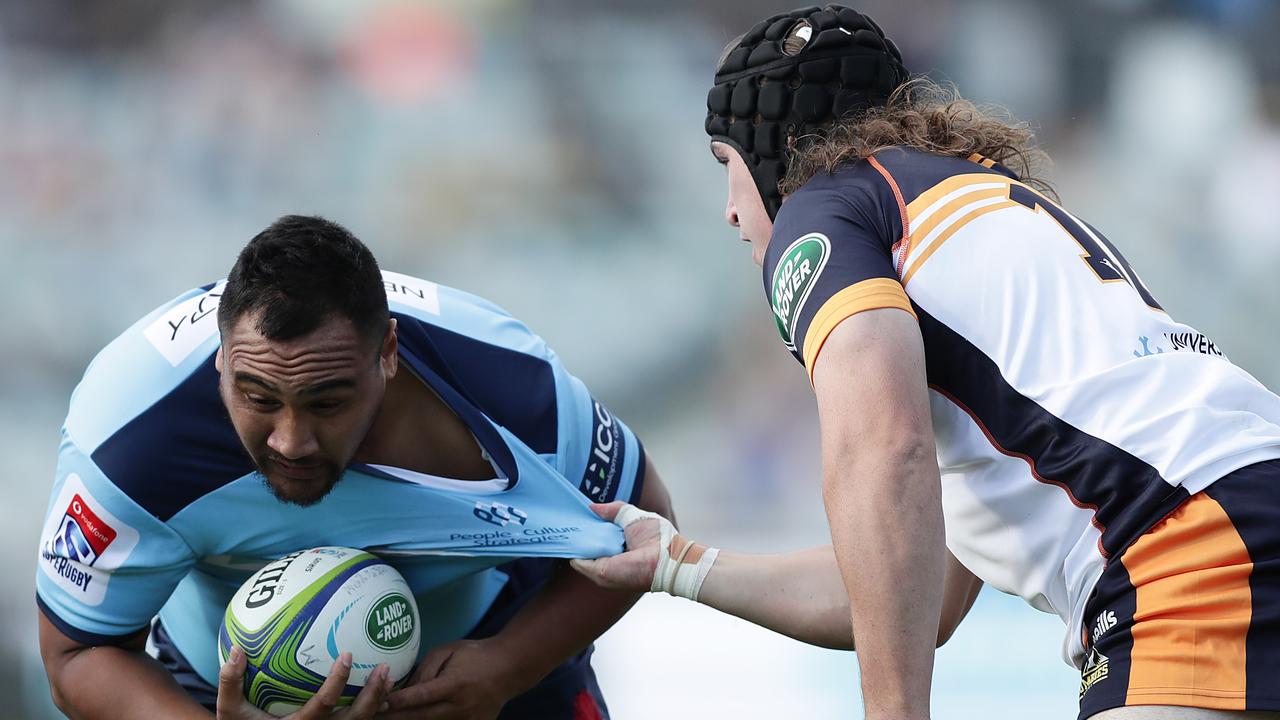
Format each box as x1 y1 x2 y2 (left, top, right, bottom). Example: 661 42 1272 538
1008 184 1162 311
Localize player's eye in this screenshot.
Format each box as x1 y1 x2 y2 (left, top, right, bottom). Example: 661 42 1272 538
308 399 345 413
245 394 280 410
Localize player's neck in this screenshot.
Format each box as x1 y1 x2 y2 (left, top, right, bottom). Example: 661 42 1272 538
353 367 495 480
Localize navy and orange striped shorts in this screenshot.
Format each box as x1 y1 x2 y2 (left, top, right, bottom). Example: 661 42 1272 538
1078 458 1280 719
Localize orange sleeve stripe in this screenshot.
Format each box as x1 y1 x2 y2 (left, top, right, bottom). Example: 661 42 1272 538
802 278 916 381
905 173 1016 220
1120 493 1251 709
901 199 1019 286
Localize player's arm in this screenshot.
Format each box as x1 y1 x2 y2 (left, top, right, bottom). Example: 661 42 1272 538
813 307 944 720
38 613 210 720
573 505 982 650
700 545 979 650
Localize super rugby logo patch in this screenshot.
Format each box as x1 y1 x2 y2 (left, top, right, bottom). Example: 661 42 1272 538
38 474 139 606
770 233 830 351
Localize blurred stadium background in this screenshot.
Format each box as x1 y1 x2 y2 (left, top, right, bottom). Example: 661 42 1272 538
3 0 1278 717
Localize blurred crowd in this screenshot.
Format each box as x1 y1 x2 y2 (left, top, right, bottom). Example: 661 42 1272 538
3 1 1277 717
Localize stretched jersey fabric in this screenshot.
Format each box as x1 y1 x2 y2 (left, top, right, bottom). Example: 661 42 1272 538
37 270 644 687
763 147 1280 668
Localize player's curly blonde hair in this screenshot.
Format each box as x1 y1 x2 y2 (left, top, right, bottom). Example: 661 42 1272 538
781 78 1057 200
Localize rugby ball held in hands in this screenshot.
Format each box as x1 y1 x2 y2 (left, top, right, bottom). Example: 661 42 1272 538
219 546 420 716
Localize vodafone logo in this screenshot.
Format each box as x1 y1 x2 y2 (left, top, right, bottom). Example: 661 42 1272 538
38 474 139 606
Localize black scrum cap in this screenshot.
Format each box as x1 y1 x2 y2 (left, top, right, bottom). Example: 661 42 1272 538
706 5 908 219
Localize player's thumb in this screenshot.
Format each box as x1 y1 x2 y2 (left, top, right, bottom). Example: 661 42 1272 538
216 645 247 715
587 501 626 522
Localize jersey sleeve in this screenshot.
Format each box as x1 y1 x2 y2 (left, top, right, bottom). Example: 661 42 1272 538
36 432 196 645
764 178 916 382
552 365 645 507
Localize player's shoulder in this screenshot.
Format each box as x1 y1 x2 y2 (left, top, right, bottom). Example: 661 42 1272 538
386 270 566 456
383 270 552 362
65 281 252 522
867 147 1021 217
67 282 224 452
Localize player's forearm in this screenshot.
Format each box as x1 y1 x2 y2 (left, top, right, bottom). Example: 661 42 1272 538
825 445 944 720
696 546 854 649
47 645 210 720
487 563 641 695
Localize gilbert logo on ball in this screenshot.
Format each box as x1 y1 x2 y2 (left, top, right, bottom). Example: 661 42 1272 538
218 547 421 716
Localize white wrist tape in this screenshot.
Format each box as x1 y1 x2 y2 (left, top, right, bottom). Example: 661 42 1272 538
612 504 720 602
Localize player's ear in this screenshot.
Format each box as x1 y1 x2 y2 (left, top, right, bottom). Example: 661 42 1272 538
380 318 398 378
215 345 224 373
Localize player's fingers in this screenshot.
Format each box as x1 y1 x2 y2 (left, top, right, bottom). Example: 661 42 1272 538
216 645 253 719
383 681 431 712
295 652 352 719
415 644 455 681
384 674 463 714
569 556 603 576
377 700 461 720
333 664 392 719
587 501 625 522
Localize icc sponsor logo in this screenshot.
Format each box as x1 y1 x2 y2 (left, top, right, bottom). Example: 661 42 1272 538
473 501 528 528
47 494 117 568
580 400 622 501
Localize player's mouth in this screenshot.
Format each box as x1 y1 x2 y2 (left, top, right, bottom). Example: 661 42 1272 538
271 458 324 481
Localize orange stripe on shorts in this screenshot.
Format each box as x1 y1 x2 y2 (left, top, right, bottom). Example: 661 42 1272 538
1121 492 1252 709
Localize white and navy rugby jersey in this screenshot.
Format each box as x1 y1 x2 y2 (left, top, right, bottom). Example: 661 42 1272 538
764 147 1280 667
37 270 644 686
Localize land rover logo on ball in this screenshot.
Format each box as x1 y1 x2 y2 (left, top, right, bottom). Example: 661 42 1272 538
366 592 415 651
770 233 830 351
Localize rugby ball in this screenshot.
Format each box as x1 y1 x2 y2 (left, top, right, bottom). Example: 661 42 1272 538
218 547 420 715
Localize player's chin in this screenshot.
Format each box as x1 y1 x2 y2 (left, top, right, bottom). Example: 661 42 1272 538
263 470 341 507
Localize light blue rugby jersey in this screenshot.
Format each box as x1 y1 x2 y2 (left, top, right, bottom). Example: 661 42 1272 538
37 270 643 685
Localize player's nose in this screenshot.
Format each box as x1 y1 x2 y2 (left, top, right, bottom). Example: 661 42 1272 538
266 410 319 460
724 195 739 228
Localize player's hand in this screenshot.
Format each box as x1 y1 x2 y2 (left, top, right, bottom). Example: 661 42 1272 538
569 501 664 592
378 639 514 720
217 645 394 720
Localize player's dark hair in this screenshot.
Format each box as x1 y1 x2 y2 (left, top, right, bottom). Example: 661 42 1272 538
217 215 389 348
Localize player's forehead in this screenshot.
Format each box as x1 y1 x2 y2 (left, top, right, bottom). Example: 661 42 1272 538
222 313 373 389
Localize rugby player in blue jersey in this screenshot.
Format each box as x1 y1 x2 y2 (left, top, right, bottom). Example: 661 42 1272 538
37 215 673 720
574 5 1280 720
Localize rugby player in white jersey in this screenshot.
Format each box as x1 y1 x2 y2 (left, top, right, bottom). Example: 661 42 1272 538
573 5 1280 720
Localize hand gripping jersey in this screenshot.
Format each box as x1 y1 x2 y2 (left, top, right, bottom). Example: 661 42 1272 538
764 148 1280 668
37 270 644 687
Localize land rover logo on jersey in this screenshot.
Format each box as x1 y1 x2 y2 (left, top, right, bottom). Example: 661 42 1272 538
366 592 415 651
770 233 830 350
